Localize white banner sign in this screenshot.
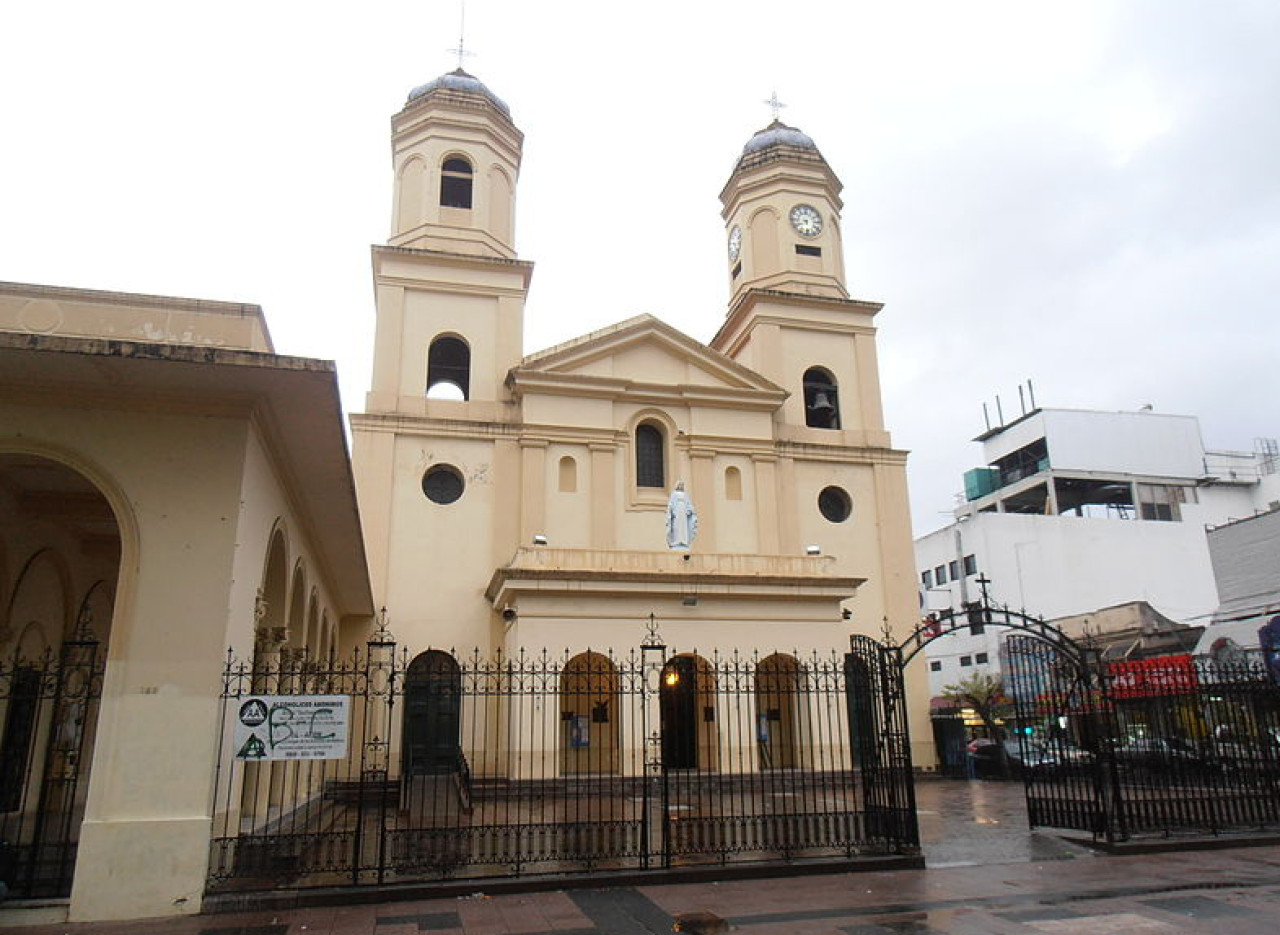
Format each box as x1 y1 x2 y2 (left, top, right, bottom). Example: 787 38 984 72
232 694 350 761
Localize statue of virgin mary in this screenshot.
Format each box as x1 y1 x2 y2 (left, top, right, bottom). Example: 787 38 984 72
666 481 698 551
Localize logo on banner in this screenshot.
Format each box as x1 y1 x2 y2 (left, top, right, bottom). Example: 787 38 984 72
232 695 351 761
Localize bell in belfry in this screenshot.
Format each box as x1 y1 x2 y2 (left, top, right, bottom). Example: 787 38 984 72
808 391 839 428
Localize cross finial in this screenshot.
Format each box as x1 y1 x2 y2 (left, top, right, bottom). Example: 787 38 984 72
447 0 475 70
975 574 993 606
764 91 786 123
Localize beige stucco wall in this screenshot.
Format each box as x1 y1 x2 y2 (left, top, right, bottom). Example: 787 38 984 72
0 282 272 352
1 360 368 920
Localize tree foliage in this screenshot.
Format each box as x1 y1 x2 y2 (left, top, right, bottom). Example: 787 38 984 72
942 672 1010 740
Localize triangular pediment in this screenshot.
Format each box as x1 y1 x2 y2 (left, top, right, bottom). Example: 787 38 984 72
511 314 785 402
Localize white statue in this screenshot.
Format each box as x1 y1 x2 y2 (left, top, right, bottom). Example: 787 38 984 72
666 481 698 551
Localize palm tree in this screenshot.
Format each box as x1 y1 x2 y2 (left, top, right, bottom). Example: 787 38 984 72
943 673 1013 775
942 672 1010 741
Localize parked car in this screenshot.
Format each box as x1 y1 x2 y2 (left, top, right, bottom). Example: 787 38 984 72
1003 738 1095 777
1003 739 1054 776
1211 729 1280 781
1112 736 1212 774
965 738 1010 778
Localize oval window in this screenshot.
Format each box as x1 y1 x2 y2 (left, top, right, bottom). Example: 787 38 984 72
422 464 465 505
818 486 852 523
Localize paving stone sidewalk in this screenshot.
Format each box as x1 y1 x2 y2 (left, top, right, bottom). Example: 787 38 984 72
7 784 1279 935
7 843 1280 935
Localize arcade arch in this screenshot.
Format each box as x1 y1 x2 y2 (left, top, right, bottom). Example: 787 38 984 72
0 451 123 898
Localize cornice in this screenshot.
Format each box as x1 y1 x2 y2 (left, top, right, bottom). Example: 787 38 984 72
507 370 786 412
486 547 863 605
372 243 534 282
712 288 884 354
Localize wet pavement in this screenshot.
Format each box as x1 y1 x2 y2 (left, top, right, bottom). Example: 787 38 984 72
7 778 1280 934
914 778 1093 868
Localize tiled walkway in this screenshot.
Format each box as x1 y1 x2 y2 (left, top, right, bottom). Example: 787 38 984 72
7 781 1280 934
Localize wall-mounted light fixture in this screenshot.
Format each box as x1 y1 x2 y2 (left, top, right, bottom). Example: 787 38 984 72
501 606 517 623
805 544 822 556
532 534 548 546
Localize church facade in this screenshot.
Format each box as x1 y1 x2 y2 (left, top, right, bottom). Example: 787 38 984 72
350 70 927 776
0 67 926 924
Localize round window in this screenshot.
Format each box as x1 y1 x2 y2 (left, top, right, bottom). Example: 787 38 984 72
818 486 852 523
422 464 465 505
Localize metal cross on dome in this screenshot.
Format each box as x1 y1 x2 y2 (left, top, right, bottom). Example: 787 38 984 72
764 91 787 123
447 0 475 70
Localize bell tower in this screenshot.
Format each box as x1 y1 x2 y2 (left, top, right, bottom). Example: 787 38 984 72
719 120 848 305
389 69 523 260
362 69 531 415
711 117 889 446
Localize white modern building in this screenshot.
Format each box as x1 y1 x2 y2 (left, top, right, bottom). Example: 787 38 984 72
1194 504 1280 658
916 406 1280 696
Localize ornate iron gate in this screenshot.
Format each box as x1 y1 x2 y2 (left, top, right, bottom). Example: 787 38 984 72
0 629 104 898
207 630 916 894
1004 634 1113 836
846 636 918 847
1004 633 1280 841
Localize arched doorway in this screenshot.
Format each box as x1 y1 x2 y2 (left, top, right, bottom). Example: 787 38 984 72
0 453 119 898
402 650 462 776
659 654 718 770
560 651 620 775
755 653 803 769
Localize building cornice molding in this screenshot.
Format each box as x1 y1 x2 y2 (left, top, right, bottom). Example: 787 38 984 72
508 370 786 412
712 288 883 355
372 243 535 288
486 547 863 606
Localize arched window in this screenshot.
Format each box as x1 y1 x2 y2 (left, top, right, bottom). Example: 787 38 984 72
803 367 841 429
427 335 470 400
440 156 473 209
635 423 665 488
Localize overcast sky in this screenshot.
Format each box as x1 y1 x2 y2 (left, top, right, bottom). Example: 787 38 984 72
3 1 1277 536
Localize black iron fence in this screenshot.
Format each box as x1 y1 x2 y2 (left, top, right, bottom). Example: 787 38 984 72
207 634 915 893
1005 635 1280 841
0 632 103 899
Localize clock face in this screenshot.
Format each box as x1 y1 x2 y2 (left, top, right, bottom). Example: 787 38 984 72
727 226 742 262
790 204 823 238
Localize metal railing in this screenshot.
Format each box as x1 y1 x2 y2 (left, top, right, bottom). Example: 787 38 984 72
1006 636 1280 841
207 637 911 893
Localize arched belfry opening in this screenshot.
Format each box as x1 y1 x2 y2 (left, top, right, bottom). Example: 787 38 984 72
427 335 471 401
0 453 120 899
803 367 841 429
440 156 474 209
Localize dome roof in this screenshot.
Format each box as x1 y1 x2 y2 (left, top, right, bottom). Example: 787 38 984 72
407 68 511 118
741 120 818 155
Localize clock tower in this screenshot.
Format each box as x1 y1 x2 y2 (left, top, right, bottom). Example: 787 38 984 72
719 120 849 304
712 119 888 446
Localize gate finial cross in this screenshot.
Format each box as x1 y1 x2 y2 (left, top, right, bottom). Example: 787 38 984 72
974 573 993 606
